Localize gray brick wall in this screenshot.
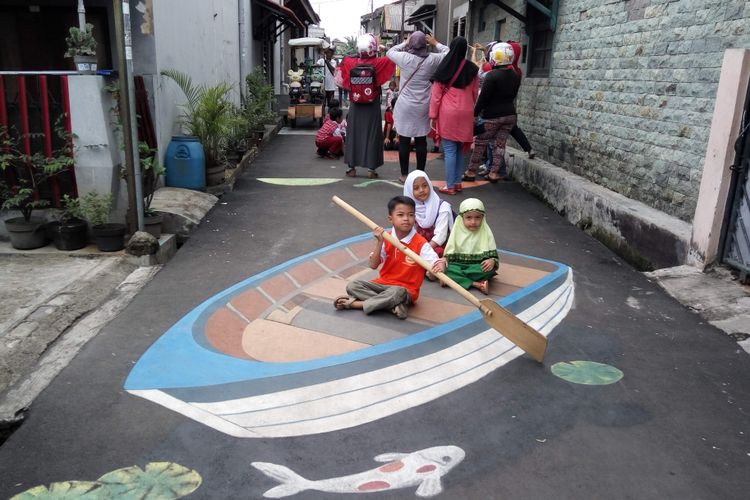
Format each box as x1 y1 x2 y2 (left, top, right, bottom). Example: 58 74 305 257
471 0 750 222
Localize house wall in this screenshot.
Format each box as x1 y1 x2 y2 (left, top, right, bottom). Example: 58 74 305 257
151 0 242 158
501 0 750 222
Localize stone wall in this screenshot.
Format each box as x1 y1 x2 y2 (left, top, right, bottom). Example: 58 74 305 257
473 0 750 222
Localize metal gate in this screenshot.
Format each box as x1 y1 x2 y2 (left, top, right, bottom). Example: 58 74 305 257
721 76 750 279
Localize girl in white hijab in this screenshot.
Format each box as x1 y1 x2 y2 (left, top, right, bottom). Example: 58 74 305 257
403 170 454 256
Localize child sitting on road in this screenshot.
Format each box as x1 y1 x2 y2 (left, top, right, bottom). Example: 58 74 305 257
334 196 446 320
443 198 498 295
315 107 344 158
402 170 453 257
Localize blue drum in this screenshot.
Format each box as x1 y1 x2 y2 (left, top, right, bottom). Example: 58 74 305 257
164 136 205 190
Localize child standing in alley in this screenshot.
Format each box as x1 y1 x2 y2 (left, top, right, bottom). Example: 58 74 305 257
334 196 446 320
443 198 498 295
315 107 344 158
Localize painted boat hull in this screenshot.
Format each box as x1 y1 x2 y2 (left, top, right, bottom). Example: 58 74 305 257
125 233 574 438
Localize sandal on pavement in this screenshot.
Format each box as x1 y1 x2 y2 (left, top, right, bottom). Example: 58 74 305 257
334 296 356 310
368 170 379 179
438 186 457 195
391 302 408 320
345 168 356 177
454 183 463 192
462 173 476 182
487 173 500 183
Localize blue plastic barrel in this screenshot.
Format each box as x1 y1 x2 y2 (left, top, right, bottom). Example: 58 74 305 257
164 136 205 190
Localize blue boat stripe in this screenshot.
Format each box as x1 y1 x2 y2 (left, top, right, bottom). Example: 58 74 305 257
238 342 518 429
216 334 506 416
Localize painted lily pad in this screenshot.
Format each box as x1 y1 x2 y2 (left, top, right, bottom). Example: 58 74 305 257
97 462 202 499
551 361 623 385
354 179 404 188
257 178 340 186
11 481 103 499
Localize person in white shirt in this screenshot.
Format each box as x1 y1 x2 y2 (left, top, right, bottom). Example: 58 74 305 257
317 44 337 113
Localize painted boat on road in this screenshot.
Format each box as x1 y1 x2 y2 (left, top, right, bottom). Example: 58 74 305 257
125 233 574 438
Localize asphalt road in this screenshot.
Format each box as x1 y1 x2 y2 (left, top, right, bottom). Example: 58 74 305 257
1 131 749 499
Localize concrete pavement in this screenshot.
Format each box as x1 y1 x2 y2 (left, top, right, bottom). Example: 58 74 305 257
1 127 749 498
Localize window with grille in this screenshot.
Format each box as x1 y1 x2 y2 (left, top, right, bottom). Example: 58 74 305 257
527 1 553 77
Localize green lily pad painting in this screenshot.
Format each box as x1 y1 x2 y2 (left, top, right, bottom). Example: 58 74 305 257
12 462 201 500
257 178 341 186
97 462 202 499
551 361 623 385
11 481 103 499
354 179 404 188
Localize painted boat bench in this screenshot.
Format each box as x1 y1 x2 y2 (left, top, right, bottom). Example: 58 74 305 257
125 233 574 438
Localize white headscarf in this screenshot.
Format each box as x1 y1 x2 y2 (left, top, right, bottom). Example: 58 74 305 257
403 170 442 229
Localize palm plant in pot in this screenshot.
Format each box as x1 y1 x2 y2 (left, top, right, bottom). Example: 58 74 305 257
242 68 277 148
80 192 126 252
64 23 97 74
46 194 88 250
161 69 242 186
1 126 74 249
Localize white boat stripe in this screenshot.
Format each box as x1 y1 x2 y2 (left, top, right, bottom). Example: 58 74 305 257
225 336 518 428
226 303 251 324
215 332 507 417
244 343 524 437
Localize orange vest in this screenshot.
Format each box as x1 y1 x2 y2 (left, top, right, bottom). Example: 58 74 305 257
373 233 428 302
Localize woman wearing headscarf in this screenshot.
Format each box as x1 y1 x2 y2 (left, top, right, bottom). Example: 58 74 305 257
443 198 499 295
428 36 479 195
387 31 449 182
464 42 520 183
338 34 396 178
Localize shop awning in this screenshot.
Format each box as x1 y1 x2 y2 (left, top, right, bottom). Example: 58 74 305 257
284 0 320 26
257 0 304 30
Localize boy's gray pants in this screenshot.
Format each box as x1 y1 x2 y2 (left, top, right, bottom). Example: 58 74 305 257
346 280 410 315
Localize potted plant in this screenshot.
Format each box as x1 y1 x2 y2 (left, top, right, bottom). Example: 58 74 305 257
46 194 88 250
80 192 126 252
161 69 242 186
242 68 277 147
64 23 97 74
139 142 165 238
1 125 74 249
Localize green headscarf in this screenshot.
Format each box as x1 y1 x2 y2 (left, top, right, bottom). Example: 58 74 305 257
444 198 498 264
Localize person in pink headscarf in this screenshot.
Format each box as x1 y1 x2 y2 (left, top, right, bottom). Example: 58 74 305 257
338 34 395 179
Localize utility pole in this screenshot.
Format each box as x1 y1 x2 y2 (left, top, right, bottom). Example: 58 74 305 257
77 0 86 29
113 0 144 233
400 0 405 43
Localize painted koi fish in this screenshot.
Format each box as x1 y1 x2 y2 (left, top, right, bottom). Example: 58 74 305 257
252 445 465 498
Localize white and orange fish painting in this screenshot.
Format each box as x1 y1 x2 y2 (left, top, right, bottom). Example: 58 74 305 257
252 445 465 497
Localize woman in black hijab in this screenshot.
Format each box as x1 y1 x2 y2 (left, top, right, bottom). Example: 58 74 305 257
428 36 480 194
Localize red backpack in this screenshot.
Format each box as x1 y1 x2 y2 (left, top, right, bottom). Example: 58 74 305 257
349 63 379 104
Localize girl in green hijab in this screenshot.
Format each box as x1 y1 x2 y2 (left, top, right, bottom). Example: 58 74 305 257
443 198 499 294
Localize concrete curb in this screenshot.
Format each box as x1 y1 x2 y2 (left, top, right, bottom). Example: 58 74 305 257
509 147 692 270
0 263 160 426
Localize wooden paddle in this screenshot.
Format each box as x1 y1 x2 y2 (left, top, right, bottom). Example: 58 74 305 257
332 195 547 363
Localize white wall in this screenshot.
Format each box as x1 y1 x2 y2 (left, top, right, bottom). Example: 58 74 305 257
151 0 242 158
68 75 128 220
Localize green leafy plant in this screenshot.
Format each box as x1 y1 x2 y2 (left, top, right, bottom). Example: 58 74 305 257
139 142 165 215
0 124 74 221
160 69 242 168
57 194 84 223
337 36 358 56
64 23 97 58
243 68 277 131
79 191 113 227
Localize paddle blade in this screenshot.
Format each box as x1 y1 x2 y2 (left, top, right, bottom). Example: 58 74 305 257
479 299 547 363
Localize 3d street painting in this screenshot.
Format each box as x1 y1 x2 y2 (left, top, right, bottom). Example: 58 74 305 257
11 462 202 500
252 446 465 498
124 233 575 438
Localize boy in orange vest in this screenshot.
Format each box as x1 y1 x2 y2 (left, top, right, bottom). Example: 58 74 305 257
334 196 446 319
